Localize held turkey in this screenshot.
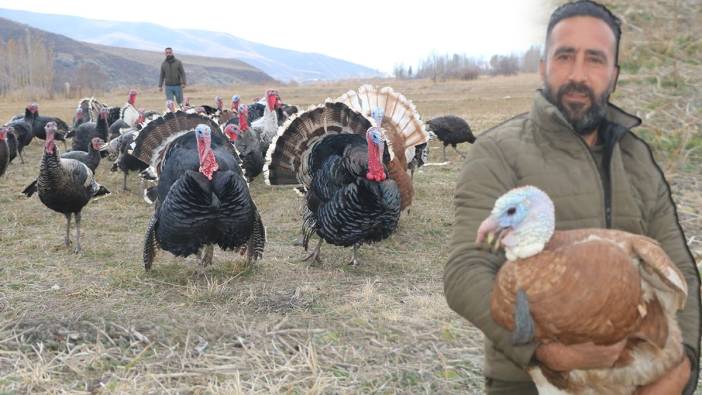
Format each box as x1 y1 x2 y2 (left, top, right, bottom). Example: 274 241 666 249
335 84 430 211
426 115 476 161
223 105 264 182
130 111 266 270
479 186 687 395
265 97 426 266
21 122 110 253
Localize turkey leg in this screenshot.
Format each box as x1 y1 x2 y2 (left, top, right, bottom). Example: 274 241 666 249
301 238 323 265
64 213 72 247
453 146 466 159
74 212 82 253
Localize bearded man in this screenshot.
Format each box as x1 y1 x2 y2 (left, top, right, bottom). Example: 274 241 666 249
443 1 700 394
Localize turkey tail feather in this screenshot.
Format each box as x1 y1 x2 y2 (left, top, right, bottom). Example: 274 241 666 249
131 111 224 170
143 214 159 271
22 179 38 197
264 102 371 186
335 85 429 153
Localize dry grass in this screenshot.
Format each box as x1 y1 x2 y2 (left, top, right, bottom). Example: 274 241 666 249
0 73 699 393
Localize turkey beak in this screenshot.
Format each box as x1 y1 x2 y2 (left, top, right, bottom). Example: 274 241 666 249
476 215 506 252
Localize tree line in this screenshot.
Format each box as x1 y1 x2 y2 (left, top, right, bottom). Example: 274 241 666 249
393 45 542 81
0 30 54 98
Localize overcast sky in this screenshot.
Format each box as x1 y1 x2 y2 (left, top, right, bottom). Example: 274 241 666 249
0 0 552 73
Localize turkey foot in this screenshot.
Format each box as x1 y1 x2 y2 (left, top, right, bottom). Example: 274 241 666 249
200 244 214 267
347 244 361 267
301 238 323 266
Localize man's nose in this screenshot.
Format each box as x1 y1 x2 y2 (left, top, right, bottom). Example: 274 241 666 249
568 55 588 84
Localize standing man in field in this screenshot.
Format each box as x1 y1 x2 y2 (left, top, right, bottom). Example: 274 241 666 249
159 47 186 105
444 1 700 394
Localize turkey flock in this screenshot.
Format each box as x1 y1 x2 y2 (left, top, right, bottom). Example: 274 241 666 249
2 86 475 264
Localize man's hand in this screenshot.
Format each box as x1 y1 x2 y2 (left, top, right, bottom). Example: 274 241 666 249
535 340 627 372
635 356 691 395
182 84 186 90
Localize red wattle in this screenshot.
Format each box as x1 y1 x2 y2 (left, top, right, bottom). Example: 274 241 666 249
197 137 219 180
366 135 386 181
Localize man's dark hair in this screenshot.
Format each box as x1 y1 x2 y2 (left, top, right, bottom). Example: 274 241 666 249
545 0 622 65
165 47 173 51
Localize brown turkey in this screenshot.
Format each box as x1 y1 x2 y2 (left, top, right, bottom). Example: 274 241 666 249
21 122 110 253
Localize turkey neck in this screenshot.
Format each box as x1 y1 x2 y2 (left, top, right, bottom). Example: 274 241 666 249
197 135 219 180
40 132 64 189
366 135 386 181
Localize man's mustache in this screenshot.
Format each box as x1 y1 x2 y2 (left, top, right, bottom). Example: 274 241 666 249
557 82 596 103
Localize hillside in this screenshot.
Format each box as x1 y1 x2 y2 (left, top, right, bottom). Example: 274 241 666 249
0 8 383 82
0 17 274 94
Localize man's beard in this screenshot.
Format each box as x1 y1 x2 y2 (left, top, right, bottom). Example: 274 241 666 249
166 55 174 60
544 81 610 135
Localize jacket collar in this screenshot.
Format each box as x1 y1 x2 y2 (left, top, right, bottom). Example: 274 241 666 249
530 89 641 134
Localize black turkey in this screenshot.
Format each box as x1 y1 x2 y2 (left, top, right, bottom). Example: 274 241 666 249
3 121 32 163
71 108 109 152
266 94 427 266
105 130 148 191
21 122 109 253
223 104 264 182
0 127 9 177
130 111 266 270
425 115 476 161
13 103 69 143
61 137 105 172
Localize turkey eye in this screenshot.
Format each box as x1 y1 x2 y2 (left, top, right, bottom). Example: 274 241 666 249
507 207 516 215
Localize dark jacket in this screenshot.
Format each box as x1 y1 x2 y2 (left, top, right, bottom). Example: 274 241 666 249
159 57 186 87
444 91 700 391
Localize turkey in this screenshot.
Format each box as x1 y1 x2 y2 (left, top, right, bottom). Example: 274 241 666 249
335 84 430 211
21 122 110 253
479 186 687 395
0 127 9 177
130 111 266 270
223 105 264 181
108 109 144 140
120 89 141 128
72 97 121 129
250 89 283 156
426 115 476 161
61 137 105 172
265 97 427 266
2 121 32 164
13 103 69 143
105 130 148 191
71 108 109 152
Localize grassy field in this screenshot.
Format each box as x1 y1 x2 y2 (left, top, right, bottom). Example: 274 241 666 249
0 74 700 393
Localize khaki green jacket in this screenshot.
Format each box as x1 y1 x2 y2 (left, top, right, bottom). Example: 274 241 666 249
159 57 186 87
444 91 700 388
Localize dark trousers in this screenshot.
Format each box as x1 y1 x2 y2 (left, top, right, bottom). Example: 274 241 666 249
485 377 538 395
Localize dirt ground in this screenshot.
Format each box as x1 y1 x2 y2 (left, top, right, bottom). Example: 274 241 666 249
0 75 699 393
